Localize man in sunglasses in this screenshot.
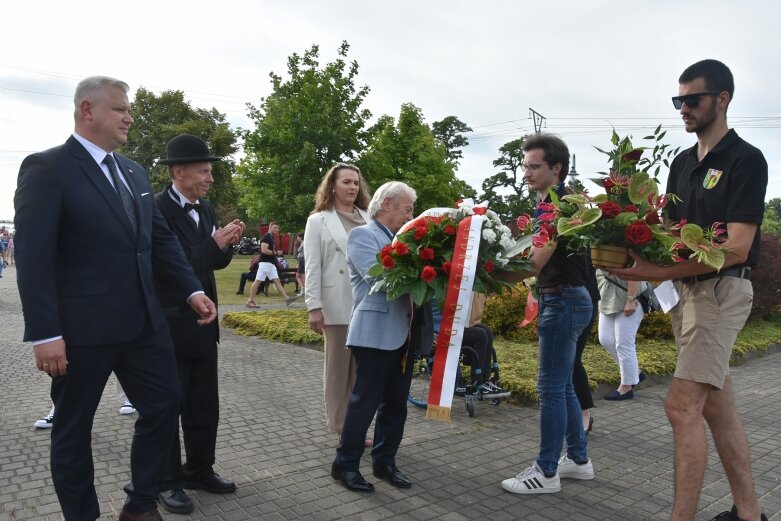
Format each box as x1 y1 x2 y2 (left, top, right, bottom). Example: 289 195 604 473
612 60 768 521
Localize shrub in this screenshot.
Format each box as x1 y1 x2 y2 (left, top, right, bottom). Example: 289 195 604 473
751 233 781 319
637 311 674 339
222 310 323 347
482 284 528 335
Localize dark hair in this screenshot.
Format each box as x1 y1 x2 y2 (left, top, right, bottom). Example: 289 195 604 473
679 59 734 102
522 133 570 182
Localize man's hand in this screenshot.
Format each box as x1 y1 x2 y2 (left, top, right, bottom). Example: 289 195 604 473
608 250 667 281
308 309 325 335
189 294 218 325
34 339 67 377
213 220 245 249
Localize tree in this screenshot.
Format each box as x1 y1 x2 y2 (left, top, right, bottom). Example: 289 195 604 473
357 103 470 212
237 41 371 230
763 206 781 233
431 116 472 167
767 197 781 220
479 137 536 219
124 88 240 221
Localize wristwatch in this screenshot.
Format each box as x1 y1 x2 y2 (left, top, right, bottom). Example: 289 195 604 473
627 295 636 301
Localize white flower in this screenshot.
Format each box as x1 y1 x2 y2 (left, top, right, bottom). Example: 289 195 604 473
495 252 509 267
482 229 497 243
500 236 515 250
500 224 511 236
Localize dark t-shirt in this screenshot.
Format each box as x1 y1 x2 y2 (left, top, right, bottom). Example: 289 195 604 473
537 238 589 289
260 232 276 263
666 129 767 268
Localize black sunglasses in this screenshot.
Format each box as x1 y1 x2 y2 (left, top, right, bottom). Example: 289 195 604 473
671 92 720 110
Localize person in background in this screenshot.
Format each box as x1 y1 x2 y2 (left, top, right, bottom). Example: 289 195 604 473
245 222 297 307
35 380 136 429
235 254 260 295
573 259 599 432
295 232 305 297
596 271 647 401
304 163 371 441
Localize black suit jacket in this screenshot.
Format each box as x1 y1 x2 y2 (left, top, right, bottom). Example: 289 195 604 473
14 136 202 346
155 186 232 357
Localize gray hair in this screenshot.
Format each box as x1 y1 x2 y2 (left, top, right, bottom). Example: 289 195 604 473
367 181 417 218
73 76 129 109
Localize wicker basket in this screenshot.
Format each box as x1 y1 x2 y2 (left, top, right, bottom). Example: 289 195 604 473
590 245 631 269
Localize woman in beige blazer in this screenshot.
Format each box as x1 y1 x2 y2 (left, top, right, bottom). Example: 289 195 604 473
304 163 371 437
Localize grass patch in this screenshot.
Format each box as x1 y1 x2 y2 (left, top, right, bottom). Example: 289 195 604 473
223 310 323 348
215 255 299 306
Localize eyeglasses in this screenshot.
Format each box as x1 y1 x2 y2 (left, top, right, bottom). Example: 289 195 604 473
671 92 720 110
521 162 544 172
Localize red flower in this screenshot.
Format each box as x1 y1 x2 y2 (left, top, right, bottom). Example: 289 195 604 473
645 210 661 225
442 261 452 274
623 204 639 214
443 225 456 235
516 214 532 231
538 212 557 222
625 220 653 245
392 242 409 255
473 207 487 215
381 255 395 268
532 228 550 248
418 247 435 261
421 265 437 283
598 201 622 219
484 260 495 272
602 178 615 191
380 245 392 258
537 202 556 213
413 226 427 240
621 149 643 163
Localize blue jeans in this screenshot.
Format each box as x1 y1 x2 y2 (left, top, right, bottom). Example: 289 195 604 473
536 286 593 475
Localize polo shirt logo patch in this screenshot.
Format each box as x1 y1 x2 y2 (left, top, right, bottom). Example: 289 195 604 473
703 168 723 189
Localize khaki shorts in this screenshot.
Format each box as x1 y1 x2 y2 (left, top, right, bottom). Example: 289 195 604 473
670 277 752 389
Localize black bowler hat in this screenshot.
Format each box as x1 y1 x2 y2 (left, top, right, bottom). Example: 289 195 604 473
157 134 222 165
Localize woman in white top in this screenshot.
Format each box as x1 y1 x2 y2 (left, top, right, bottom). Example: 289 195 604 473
304 163 371 437
596 271 648 401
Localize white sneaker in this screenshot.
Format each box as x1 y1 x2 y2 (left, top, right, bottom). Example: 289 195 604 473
501 463 560 494
557 455 594 480
119 401 136 415
34 408 55 429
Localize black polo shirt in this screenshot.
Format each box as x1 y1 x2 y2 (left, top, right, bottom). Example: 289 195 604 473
665 129 767 268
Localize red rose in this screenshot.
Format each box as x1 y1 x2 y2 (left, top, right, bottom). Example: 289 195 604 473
473 207 487 215
598 201 622 219
645 210 661 225
537 202 556 213
625 220 653 245
392 242 409 255
484 260 495 272
516 214 532 231
538 212 557 222
442 261 452 274
623 204 639 213
443 225 456 235
413 226 427 240
421 265 437 283
532 228 550 248
381 255 395 268
380 245 392 258
621 149 643 163
418 247 435 261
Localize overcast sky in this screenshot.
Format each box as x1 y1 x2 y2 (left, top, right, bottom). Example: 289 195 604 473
1 0 779 221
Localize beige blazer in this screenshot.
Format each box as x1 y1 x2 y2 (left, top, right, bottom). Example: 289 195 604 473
303 208 370 325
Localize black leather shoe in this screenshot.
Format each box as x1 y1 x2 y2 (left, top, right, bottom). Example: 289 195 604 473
158 489 194 514
331 462 374 492
183 472 237 494
372 463 412 488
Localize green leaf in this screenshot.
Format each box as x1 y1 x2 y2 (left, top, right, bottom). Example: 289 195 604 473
367 263 384 277
557 208 602 237
628 171 658 205
561 193 591 205
657 130 667 141
411 279 429 307
590 193 609 203
504 234 534 258
614 212 638 226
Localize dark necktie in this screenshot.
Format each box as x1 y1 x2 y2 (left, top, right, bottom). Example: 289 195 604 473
103 154 137 236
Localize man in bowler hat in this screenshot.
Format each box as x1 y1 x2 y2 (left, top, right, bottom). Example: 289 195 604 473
155 134 244 513
15 76 216 521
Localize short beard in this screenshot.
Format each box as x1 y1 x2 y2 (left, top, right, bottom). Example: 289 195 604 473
686 103 718 134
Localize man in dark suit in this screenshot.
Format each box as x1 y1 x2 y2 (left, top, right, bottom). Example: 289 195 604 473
14 76 217 521
154 134 244 514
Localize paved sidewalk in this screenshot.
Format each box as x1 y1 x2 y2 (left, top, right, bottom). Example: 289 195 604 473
1 267 779 520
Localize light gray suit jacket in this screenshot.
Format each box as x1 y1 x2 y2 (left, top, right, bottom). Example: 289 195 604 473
345 221 412 351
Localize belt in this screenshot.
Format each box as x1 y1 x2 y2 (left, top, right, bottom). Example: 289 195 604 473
679 266 751 284
537 284 582 295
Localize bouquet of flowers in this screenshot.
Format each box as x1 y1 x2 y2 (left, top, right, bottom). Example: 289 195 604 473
367 200 533 307
524 127 726 270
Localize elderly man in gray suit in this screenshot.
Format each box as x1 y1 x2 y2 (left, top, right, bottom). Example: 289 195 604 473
331 181 420 493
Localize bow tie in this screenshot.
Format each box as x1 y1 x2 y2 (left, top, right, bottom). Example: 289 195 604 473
183 203 202 214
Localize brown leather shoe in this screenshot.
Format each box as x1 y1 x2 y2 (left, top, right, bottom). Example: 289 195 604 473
118 508 163 521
